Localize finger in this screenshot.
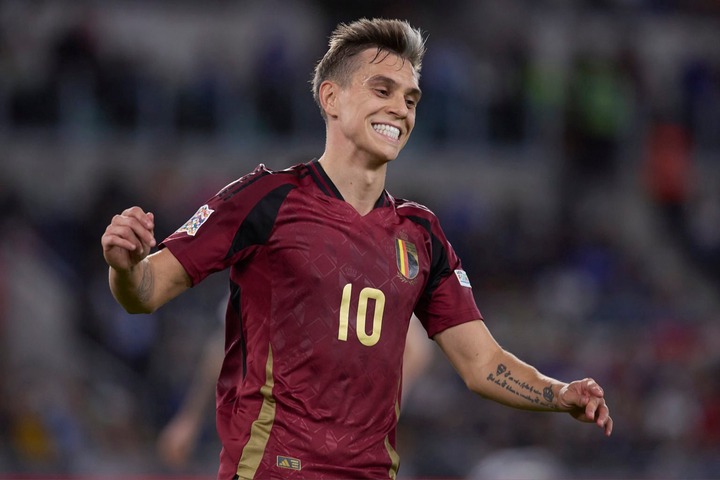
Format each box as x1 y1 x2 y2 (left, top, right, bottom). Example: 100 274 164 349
103 224 145 252
593 400 613 436
122 205 148 219
603 415 614 436
585 396 604 422
102 226 143 253
102 233 138 253
112 214 156 249
136 211 155 232
118 207 156 234
585 378 604 398
595 402 611 428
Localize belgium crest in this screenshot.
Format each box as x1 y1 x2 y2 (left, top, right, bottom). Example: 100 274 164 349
395 238 419 280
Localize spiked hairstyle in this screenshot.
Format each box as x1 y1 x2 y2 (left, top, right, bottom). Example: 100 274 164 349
311 18 427 117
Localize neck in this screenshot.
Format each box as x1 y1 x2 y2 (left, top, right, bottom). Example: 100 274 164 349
317 152 388 216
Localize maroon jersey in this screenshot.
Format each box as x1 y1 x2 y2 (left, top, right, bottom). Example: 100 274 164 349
161 161 482 479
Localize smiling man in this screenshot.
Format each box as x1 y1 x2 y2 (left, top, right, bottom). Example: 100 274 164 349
101 18 612 480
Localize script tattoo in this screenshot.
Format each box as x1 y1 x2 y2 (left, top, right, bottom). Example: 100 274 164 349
486 364 556 409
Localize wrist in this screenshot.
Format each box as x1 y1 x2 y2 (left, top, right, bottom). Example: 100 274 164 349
556 383 572 411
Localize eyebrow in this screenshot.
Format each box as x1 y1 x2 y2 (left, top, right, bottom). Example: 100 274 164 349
366 74 422 101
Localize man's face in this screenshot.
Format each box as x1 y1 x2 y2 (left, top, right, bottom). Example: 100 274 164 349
331 48 421 164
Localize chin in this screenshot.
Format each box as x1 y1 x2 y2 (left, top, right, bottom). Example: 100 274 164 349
364 140 404 164
376 153 399 165
377 144 403 162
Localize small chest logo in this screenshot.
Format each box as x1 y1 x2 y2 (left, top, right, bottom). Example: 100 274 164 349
395 238 419 280
176 204 214 236
277 455 302 471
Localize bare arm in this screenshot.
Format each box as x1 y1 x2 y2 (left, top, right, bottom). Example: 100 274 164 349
402 315 433 398
157 328 224 467
435 320 613 436
101 206 191 313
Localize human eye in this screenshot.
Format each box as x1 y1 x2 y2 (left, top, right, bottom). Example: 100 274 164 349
374 87 390 97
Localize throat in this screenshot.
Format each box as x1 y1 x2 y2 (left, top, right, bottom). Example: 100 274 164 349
317 156 387 216
345 194 379 216
331 177 382 215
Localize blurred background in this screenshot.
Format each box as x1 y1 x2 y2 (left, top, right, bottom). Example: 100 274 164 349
1 0 720 478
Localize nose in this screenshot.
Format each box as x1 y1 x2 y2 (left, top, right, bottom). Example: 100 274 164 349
388 93 409 118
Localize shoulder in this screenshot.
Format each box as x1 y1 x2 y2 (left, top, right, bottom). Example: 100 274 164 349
214 163 309 202
393 196 454 244
394 197 440 225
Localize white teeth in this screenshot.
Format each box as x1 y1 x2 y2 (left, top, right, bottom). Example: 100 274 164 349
372 124 400 140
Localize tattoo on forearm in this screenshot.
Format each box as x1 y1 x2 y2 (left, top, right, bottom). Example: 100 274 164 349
137 261 153 303
486 364 557 409
543 386 554 403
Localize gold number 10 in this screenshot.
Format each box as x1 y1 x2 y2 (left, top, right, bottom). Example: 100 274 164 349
338 283 386 347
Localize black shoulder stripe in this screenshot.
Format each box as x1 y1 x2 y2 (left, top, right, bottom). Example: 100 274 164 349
219 169 298 201
308 161 344 200
406 215 451 294
225 183 296 259
373 190 390 209
229 280 247 379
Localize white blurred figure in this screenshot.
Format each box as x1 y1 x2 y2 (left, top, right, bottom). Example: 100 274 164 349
467 447 568 480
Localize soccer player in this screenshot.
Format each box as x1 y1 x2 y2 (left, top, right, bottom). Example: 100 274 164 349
101 18 613 479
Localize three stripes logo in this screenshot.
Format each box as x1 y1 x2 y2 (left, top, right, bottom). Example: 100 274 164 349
277 455 302 471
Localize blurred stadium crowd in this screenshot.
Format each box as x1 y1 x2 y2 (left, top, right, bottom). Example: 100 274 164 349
1 0 720 478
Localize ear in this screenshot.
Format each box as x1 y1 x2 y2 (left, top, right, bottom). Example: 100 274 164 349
319 80 339 118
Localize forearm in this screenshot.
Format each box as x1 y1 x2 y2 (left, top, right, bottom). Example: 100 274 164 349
108 249 191 314
475 349 567 412
436 321 613 434
109 258 157 314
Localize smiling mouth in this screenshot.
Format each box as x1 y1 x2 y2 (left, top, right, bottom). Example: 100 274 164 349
372 123 400 141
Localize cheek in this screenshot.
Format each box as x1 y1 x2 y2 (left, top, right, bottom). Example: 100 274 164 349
406 112 417 132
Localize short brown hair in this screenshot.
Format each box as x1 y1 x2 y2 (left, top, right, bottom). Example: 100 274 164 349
311 18 426 116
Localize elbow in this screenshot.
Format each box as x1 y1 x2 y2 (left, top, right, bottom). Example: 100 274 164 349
463 371 491 398
124 304 156 315
113 295 158 315
459 355 501 399
110 288 159 314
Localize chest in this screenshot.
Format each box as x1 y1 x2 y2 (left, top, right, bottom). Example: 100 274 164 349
241 195 431 371
267 195 430 296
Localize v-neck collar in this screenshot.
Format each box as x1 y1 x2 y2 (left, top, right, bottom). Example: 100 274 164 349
306 160 391 210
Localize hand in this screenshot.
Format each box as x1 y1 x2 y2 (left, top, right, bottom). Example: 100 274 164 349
157 413 200 468
101 206 157 272
558 378 613 436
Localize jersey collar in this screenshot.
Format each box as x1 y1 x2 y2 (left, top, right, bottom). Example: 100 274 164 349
307 160 390 209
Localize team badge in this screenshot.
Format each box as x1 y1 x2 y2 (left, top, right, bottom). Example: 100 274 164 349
395 238 419 280
176 204 214 236
277 455 302 471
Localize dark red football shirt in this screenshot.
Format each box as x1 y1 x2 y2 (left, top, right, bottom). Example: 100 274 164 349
161 161 482 479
